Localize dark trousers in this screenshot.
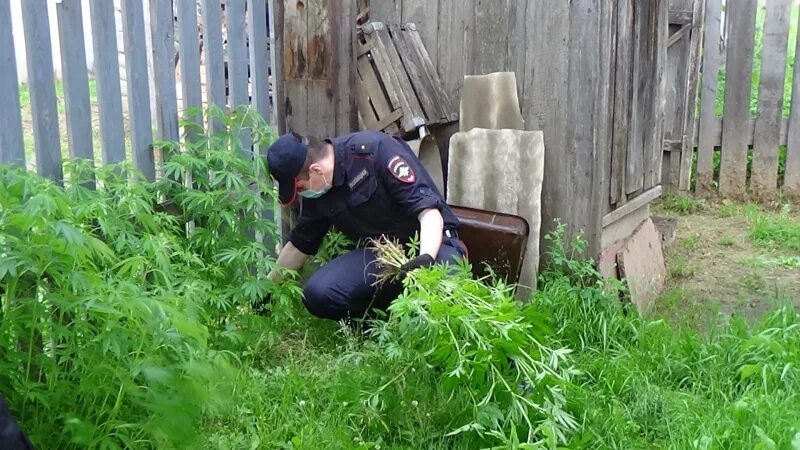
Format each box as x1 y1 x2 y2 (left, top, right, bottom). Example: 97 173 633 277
302 234 467 321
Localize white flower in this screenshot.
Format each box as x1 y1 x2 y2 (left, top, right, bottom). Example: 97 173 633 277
411 400 418 407
298 400 306 407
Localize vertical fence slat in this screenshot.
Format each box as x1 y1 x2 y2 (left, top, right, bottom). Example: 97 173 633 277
226 0 249 110
306 0 335 137
645 0 667 189
696 0 724 194
786 14 800 197
472 0 508 76
21 0 62 182
610 0 634 207
0 0 25 167
751 0 791 199
626 1 646 194
331 0 357 134
150 0 180 145
677 0 705 191
436 0 473 108
122 0 155 180
178 0 203 142
719 0 757 199
226 0 251 152
57 0 94 169
401 0 438 69
202 0 226 134
90 0 126 165
248 0 271 127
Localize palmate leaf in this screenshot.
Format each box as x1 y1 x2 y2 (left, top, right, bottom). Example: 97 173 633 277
0 256 20 280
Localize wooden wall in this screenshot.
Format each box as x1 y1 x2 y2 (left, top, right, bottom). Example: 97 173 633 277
368 0 667 257
274 0 358 138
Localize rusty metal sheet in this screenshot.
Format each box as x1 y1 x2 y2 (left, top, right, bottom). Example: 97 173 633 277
450 205 529 284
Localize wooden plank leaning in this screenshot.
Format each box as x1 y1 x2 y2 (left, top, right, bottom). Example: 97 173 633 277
677 0 706 191
785 12 800 198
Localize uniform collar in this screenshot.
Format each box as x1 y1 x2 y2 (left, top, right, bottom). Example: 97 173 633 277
329 138 348 187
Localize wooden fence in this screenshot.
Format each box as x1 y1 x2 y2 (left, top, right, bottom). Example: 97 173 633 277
663 0 800 200
0 0 277 186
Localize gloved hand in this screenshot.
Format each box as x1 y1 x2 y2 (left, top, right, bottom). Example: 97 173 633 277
399 253 435 276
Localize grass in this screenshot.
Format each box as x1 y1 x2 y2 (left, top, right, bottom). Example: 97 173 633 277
657 192 706 215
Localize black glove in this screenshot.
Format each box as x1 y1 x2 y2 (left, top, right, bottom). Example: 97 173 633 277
400 254 435 276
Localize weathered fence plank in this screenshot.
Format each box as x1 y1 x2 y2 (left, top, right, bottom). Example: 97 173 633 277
268 0 280 127
719 0 757 199
248 0 272 127
282 0 307 134
610 0 634 206
663 0 693 191
751 0 791 199
568 0 607 256
0 0 26 167
472 0 508 76
626 1 647 194
227 0 252 152
58 0 94 170
645 0 667 189
178 0 203 144
226 0 249 110
202 0 227 134
306 0 335 137
786 15 800 198
677 0 705 191
523 0 569 245
401 0 437 69
90 0 126 165
390 24 443 121
21 0 63 182
506 0 527 100
331 0 357 134
150 0 180 145
122 0 155 180
696 0 724 194
436 0 473 107
372 0 401 25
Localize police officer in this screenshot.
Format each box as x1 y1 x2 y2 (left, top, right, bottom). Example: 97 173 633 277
264 130 467 322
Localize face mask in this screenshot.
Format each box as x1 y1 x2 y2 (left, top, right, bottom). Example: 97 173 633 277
299 172 331 199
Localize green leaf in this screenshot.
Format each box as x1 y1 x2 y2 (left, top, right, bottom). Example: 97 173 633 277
739 364 761 381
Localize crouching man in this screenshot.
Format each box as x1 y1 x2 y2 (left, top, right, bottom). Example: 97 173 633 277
262 130 467 321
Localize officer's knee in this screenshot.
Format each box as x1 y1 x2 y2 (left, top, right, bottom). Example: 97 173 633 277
302 280 345 321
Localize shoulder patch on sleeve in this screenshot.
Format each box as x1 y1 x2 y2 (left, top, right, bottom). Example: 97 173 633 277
387 155 416 184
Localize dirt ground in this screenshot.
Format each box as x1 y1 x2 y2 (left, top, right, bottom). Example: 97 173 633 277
652 200 800 330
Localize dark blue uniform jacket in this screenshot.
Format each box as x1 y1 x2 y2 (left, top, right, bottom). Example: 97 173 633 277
288 131 459 255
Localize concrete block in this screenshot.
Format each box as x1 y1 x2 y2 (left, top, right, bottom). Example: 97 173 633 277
616 217 666 316
446 128 544 295
459 72 524 132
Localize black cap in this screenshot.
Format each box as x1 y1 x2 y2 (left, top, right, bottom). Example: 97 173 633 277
267 133 308 206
